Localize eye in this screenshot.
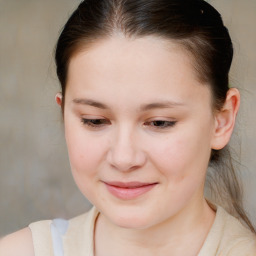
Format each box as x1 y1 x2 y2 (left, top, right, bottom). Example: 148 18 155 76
144 120 177 129
81 118 110 128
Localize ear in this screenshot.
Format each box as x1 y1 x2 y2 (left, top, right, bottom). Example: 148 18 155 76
55 92 62 106
211 88 240 150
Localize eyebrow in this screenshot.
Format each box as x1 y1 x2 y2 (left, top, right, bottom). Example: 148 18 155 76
73 98 108 109
140 101 186 111
73 98 185 111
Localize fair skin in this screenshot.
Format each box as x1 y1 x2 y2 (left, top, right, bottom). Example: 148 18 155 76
0 35 240 256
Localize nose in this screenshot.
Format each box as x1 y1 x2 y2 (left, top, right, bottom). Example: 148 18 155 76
106 126 146 172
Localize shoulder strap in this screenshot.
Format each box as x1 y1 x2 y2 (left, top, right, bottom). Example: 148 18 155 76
63 207 99 256
29 220 54 256
29 207 97 256
51 218 69 256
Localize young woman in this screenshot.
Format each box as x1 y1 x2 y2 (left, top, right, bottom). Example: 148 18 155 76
1 0 256 255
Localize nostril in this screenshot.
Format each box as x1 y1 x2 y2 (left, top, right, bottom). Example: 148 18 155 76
106 147 146 172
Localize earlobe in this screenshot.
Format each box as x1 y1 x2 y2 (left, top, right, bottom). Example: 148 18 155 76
55 92 63 106
211 88 240 150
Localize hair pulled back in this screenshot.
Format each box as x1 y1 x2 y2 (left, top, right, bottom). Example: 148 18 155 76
55 0 255 232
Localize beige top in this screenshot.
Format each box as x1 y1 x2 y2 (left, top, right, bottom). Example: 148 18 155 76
29 206 256 256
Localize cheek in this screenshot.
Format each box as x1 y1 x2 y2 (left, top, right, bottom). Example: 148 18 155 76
64 125 110 201
64 123 106 179
150 129 212 183
149 132 211 209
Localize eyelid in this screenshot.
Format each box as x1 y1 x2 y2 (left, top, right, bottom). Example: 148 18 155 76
144 118 177 129
144 117 177 123
80 117 111 129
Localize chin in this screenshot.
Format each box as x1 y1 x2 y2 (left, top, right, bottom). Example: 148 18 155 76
104 206 158 230
114 217 152 230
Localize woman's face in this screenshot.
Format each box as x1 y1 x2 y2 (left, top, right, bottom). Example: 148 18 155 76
63 36 217 229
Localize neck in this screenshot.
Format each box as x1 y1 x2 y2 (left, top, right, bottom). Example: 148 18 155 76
94 198 215 256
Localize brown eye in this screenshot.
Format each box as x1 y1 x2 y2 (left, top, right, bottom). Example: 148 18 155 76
81 118 110 128
144 120 177 129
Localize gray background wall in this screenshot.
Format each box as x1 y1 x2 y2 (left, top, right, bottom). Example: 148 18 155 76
0 0 255 236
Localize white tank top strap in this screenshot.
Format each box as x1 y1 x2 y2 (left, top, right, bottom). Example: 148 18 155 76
29 207 98 256
51 218 69 256
29 220 54 256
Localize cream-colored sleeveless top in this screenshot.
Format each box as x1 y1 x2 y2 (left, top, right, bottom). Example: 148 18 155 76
29 206 256 256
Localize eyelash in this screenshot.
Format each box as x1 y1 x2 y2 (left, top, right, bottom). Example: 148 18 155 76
81 118 177 129
144 120 177 129
81 118 110 128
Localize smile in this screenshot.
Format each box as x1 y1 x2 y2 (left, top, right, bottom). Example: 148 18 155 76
103 181 158 200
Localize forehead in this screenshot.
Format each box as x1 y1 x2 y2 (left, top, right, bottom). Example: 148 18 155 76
66 35 211 109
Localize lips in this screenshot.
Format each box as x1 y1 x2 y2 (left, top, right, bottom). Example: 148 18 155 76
103 181 158 200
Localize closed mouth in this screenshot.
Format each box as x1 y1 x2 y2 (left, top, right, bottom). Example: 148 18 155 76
103 181 158 200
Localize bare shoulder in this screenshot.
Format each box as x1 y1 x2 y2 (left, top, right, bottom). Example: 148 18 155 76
0 227 34 256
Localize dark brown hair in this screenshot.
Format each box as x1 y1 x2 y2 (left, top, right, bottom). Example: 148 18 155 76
55 0 255 232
